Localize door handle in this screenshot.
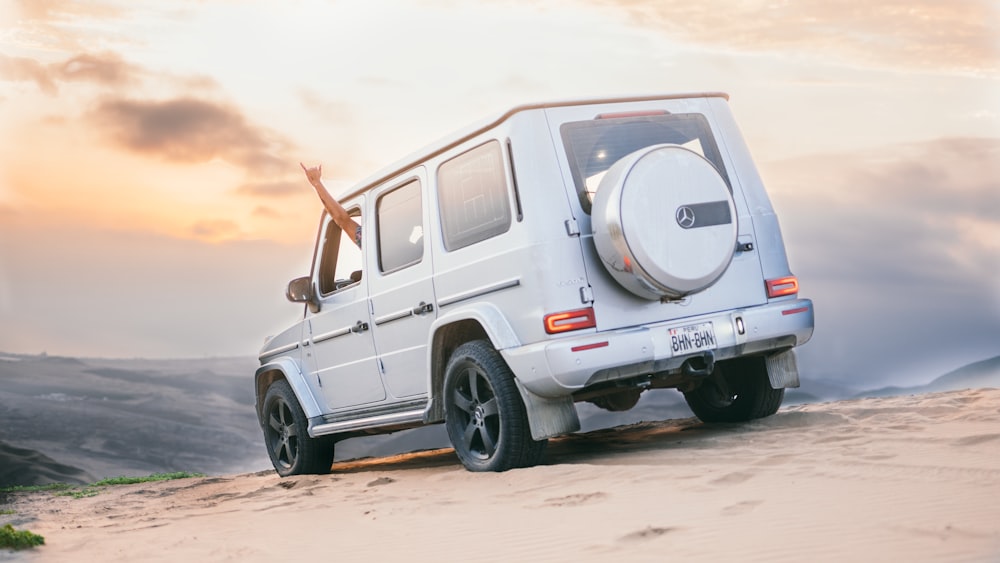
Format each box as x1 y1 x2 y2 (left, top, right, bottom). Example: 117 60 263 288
411 301 434 315
350 320 369 334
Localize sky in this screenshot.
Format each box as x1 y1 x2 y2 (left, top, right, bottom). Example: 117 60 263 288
0 0 998 387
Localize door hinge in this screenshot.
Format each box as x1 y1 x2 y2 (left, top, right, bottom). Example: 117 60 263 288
564 218 580 236
580 285 594 304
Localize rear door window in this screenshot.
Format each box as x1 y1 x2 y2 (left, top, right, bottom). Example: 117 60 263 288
376 179 424 273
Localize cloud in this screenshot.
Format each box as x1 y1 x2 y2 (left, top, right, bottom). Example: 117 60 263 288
763 137 1000 382
0 54 58 94
0 213 305 357
190 219 242 241
11 0 122 20
297 90 355 125
236 180 301 198
89 97 294 173
0 52 140 95
57 52 138 86
585 0 1000 75
6 2 128 53
768 138 1000 292
252 206 281 219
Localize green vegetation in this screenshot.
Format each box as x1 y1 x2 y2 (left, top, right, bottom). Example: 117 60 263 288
0 472 205 498
0 524 45 550
0 483 71 494
0 510 15 516
92 472 204 487
55 488 99 499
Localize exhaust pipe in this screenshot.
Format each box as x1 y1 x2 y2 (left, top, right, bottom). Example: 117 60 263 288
682 350 715 377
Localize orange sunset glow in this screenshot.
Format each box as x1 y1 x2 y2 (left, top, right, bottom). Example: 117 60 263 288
1 0 997 386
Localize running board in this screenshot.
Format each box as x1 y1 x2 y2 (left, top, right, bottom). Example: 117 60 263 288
309 408 426 437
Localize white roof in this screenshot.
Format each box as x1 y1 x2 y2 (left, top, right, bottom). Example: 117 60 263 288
342 92 730 201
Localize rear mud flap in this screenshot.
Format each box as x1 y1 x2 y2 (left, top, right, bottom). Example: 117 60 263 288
766 349 800 389
514 379 581 440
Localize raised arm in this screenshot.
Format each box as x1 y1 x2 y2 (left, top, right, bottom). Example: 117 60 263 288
300 162 362 246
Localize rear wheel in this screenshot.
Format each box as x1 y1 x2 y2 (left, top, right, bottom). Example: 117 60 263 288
444 340 546 472
262 379 334 476
683 357 783 423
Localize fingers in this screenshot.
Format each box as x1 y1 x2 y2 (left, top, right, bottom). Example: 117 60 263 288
299 162 322 175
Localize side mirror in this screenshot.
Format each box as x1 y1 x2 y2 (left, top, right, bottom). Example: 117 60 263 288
286 276 313 303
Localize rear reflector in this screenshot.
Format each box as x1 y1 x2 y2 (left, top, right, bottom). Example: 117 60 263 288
782 306 810 316
571 341 609 352
596 110 668 120
544 307 597 334
766 276 799 298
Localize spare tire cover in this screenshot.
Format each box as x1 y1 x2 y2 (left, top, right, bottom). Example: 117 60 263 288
592 144 737 300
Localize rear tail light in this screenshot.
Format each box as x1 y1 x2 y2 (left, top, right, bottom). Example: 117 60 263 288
544 307 596 334
766 276 799 298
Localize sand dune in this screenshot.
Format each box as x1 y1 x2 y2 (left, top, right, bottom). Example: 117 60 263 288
3 388 998 562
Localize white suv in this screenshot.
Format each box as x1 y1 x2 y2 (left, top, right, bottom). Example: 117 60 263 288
255 93 814 474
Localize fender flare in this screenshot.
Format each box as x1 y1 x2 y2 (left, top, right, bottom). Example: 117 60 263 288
423 302 521 422
428 301 521 351
254 357 322 422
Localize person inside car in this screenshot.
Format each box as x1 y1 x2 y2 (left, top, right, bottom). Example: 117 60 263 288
300 162 362 247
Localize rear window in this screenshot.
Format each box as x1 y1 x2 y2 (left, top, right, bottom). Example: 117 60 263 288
560 113 730 213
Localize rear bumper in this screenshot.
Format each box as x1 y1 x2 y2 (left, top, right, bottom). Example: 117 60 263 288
502 298 814 397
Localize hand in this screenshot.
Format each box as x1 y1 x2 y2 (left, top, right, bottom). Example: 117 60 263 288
300 162 323 188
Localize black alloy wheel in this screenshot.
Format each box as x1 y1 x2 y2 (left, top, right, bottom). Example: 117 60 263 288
262 379 334 476
444 340 546 472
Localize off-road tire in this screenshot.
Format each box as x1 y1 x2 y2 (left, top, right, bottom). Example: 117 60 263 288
683 356 784 423
262 379 335 476
444 340 547 472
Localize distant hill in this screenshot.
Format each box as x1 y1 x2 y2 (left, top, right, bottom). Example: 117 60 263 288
927 355 1000 391
0 353 267 483
0 440 94 488
857 355 1000 399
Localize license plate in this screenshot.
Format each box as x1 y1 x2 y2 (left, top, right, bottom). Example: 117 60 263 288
668 322 717 353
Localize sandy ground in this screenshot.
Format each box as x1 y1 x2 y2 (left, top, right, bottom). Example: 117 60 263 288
3 388 999 562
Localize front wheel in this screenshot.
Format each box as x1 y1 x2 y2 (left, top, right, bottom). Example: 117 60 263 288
683 356 784 423
444 340 546 472
261 379 334 476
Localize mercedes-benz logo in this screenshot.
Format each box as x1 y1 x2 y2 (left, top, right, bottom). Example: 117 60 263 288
676 206 696 229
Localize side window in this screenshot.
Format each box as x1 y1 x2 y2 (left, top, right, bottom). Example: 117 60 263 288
437 140 512 251
376 179 423 273
317 209 363 295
